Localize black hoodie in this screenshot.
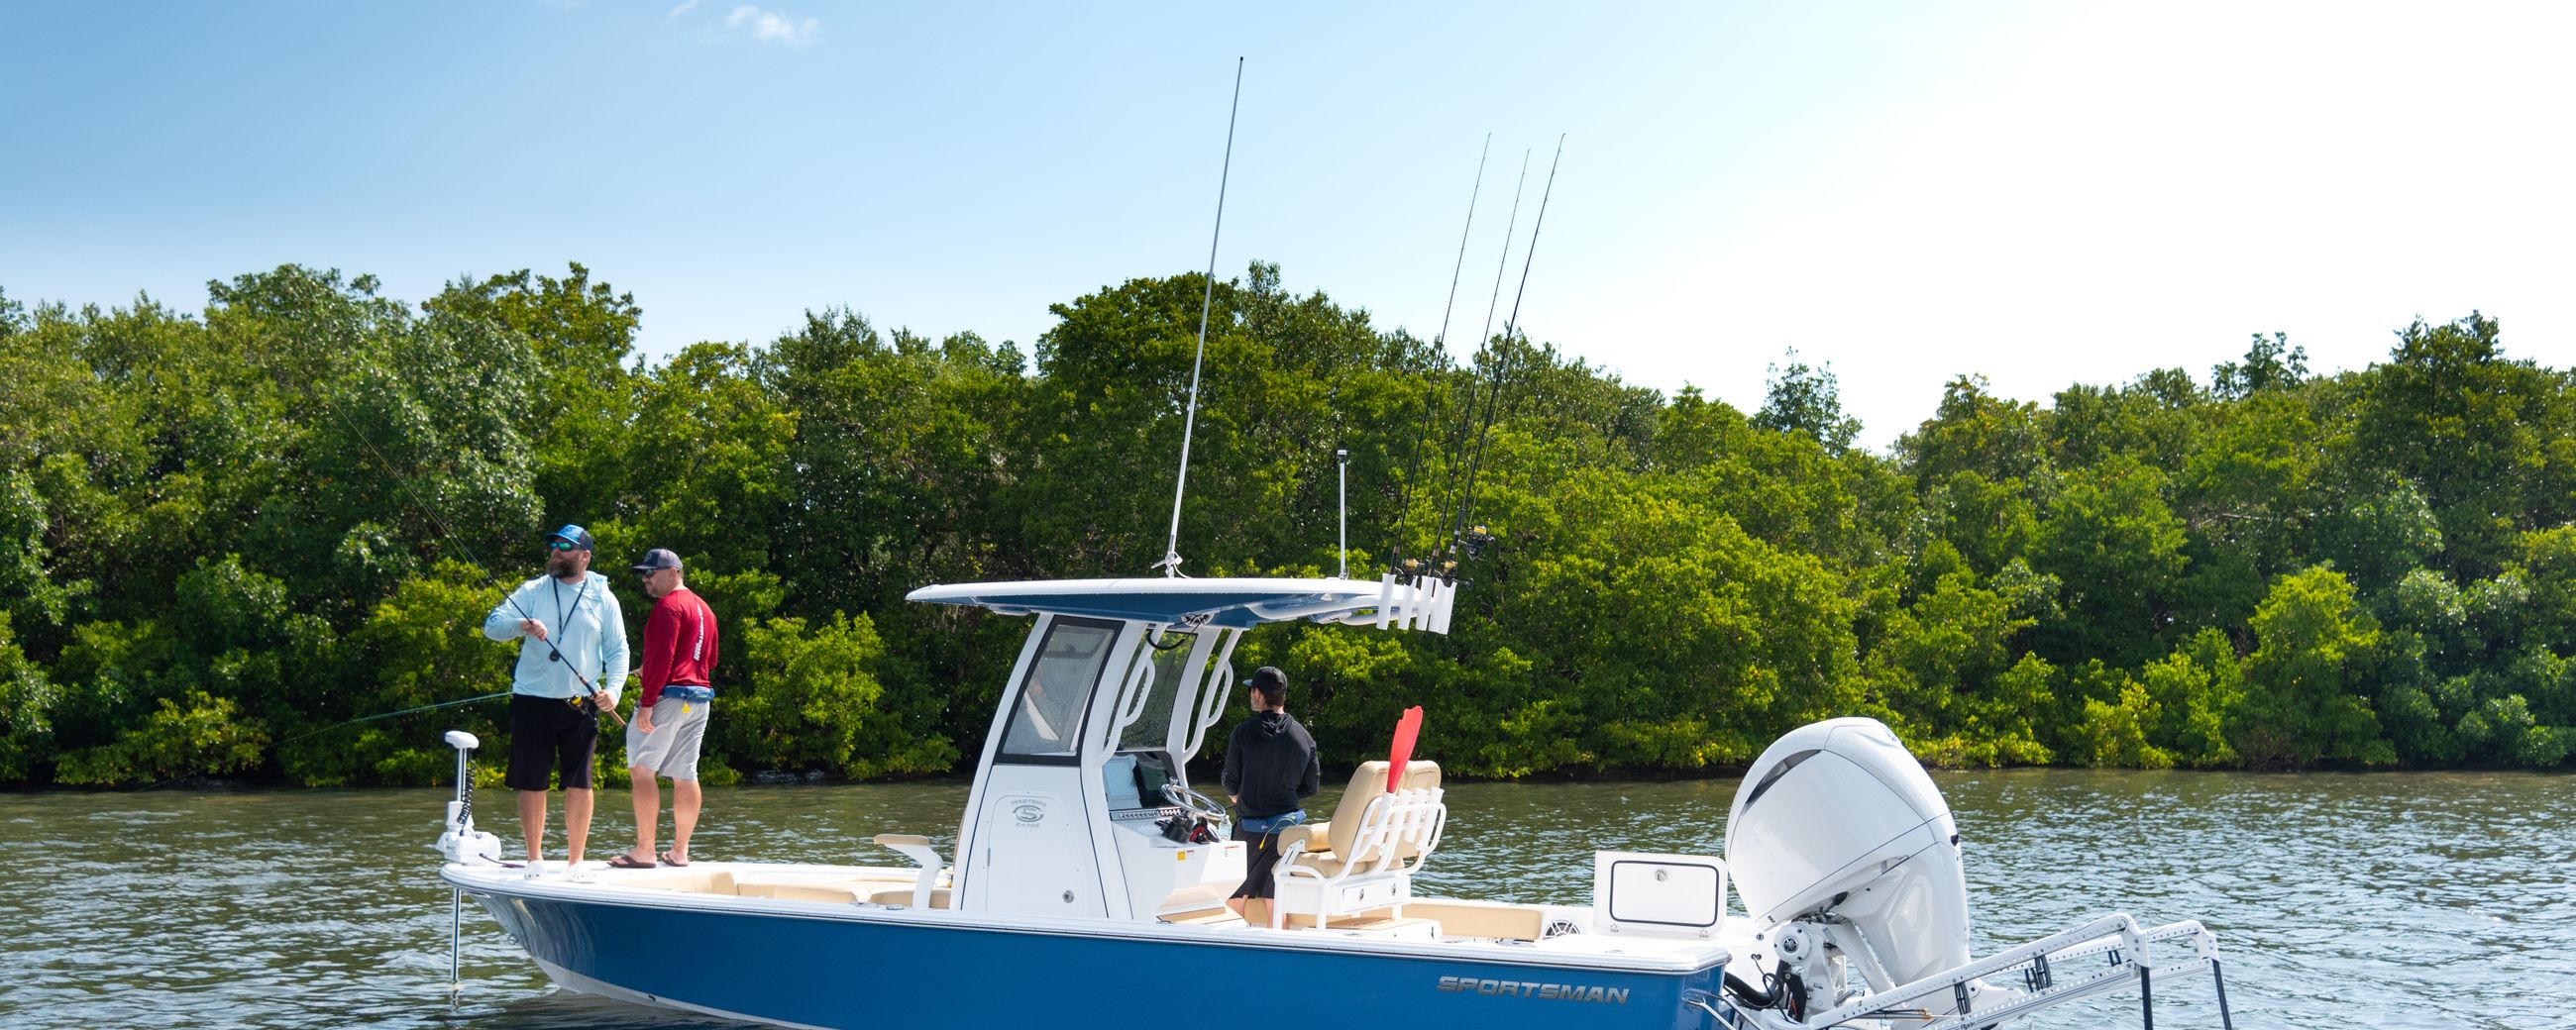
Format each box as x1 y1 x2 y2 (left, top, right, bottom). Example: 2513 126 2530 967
1222 710 1321 820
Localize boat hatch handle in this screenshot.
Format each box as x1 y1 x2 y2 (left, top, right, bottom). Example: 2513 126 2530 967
875 834 945 909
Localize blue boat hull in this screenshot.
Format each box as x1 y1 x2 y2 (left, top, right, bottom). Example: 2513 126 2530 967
473 890 1721 1030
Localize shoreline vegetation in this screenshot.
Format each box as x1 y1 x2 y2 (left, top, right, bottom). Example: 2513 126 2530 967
2 263 2571 788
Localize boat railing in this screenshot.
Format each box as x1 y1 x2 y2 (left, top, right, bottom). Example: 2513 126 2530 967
1691 911 2232 1030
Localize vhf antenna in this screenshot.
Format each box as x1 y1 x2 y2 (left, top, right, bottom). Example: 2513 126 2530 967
1336 448 1349 578
1155 56 1245 577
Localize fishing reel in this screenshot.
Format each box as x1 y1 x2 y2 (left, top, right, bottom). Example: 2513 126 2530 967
1394 555 1466 584
1460 524 1496 561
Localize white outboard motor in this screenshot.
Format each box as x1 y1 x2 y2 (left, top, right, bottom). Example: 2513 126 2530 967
1725 718 1973 1010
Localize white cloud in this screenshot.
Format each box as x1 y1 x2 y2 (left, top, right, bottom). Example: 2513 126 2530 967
724 5 819 46
667 0 698 17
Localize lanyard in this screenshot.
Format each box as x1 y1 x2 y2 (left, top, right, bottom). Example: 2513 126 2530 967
550 575 590 648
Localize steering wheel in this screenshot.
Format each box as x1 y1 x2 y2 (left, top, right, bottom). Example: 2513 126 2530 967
1162 782 1229 824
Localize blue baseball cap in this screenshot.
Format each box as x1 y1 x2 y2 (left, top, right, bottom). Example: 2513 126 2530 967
544 524 594 551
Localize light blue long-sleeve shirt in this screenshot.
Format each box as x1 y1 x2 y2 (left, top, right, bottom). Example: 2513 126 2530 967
482 570 628 702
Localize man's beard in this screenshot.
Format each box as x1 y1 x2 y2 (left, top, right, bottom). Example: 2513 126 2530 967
548 555 578 578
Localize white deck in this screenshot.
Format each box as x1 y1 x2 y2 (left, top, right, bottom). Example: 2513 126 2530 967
443 859 1739 975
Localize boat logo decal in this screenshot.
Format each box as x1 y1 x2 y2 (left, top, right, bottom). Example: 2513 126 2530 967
1437 976 1630 1004
1013 800 1045 825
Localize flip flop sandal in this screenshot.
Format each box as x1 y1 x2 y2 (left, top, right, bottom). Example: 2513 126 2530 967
606 854 655 870
660 852 691 867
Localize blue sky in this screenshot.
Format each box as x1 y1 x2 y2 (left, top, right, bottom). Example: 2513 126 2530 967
6 2 2571 449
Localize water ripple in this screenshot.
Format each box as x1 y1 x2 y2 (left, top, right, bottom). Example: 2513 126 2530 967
2 770 2569 1028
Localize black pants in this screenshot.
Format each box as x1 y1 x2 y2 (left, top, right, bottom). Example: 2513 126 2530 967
505 693 598 791
1231 824 1288 900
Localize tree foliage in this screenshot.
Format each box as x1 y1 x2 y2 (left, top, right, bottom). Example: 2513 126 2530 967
1 266 2570 786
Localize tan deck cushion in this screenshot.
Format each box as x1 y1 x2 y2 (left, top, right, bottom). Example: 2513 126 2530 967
736 877 911 903
1398 899 1547 941
740 881 863 903
602 868 724 893
1275 910 1439 936
1161 907 1246 926
866 886 953 909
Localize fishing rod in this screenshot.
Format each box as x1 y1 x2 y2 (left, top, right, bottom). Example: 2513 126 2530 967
313 369 626 730
488 572 627 729
1421 147 1531 571
1155 55 1246 578
1385 133 1492 576
1447 134 1566 553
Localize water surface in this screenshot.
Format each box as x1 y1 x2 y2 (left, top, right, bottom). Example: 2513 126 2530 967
2 770 2568 1028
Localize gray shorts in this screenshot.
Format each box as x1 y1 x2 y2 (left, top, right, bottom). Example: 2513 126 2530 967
625 696 710 780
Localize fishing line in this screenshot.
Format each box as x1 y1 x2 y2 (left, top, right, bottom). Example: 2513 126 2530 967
127 345 607 790
1386 133 1492 573
1425 148 1531 566
1449 134 1566 551
271 690 515 748
125 689 517 798
311 361 625 728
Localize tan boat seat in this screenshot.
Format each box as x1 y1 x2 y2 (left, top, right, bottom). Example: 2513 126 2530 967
1288 761 1442 860
1271 761 1447 930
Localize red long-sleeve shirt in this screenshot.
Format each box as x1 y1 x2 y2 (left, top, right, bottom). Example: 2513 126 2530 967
636 587 719 709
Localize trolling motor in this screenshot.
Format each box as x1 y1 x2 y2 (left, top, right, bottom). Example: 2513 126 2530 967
435 730 502 865
435 729 502 999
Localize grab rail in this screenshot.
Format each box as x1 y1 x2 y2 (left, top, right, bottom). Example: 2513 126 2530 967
1706 911 2231 1030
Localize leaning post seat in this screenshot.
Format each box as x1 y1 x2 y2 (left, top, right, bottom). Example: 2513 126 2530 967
1270 761 1446 930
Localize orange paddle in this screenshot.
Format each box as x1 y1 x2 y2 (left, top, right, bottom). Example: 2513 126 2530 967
1387 706 1424 792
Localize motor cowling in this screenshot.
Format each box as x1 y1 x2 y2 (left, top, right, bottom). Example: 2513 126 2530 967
1724 718 1971 991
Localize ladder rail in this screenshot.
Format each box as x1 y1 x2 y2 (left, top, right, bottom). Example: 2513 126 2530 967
1789 913 2222 1030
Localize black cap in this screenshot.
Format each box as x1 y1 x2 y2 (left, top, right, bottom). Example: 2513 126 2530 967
631 548 684 572
1248 667 1287 692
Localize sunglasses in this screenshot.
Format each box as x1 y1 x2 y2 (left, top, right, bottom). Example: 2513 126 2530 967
547 541 581 552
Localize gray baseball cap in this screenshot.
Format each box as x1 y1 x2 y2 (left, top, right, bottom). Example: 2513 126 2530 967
630 548 684 572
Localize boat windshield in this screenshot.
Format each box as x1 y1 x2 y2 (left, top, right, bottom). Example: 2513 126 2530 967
998 618 1119 760
1117 633 1202 753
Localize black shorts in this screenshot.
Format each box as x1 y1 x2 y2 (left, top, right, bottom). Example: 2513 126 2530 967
506 692 599 791
1231 823 1289 900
